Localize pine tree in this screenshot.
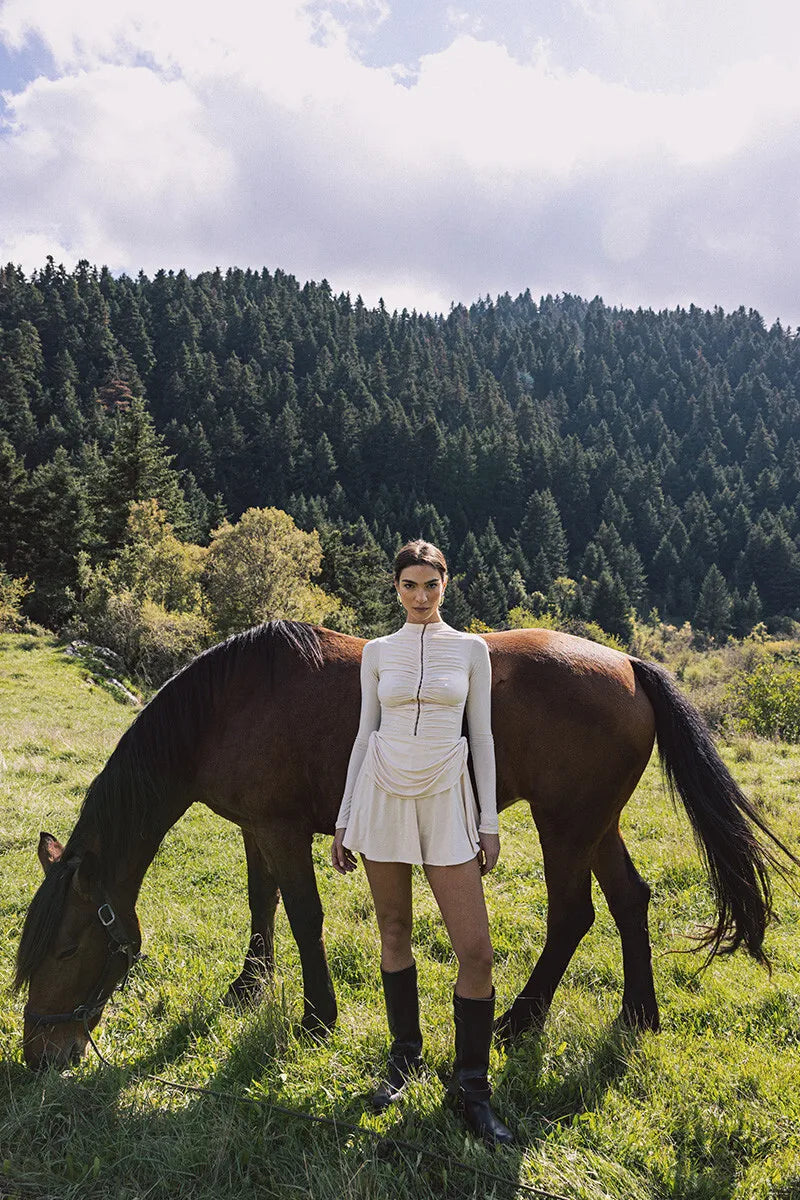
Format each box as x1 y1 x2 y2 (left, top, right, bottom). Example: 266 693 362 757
444 577 471 630
742 581 763 630
530 548 554 592
591 569 633 641
694 565 732 638
0 433 29 573
742 513 800 614
312 432 338 491
517 489 568 584
467 569 504 627
21 448 93 625
102 397 188 551
316 522 394 634
0 352 37 453
506 569 529 610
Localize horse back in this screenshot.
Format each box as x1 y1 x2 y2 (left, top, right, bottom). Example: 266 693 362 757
484 629 656 827
193 624 655 839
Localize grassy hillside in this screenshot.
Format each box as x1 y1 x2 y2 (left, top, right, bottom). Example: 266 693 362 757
2 632 800 1199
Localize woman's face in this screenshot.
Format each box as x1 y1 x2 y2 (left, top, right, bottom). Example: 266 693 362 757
395 564 447 624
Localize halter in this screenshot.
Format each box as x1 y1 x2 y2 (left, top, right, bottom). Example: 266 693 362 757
24 891 143 1028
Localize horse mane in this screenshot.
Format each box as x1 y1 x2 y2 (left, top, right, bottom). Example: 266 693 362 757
13 858 76 991
14 621 323 991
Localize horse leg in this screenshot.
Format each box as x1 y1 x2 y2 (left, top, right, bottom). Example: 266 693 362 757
495 824 595 1046
256 822 337 1036
224 828 280 1008
592 825 659 1031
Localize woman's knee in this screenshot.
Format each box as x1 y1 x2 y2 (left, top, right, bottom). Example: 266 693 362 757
456 935 493 978
379 912 413 956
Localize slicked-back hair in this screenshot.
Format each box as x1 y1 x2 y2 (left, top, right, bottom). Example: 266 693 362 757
393 539 448 583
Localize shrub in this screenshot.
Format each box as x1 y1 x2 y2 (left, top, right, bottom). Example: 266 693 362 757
729 657 800 742
73 565 211 686
111 499 207 613
0 567 32 631
505 606 626 651
466 617 494 634
135 601 211 685
203 507 342 637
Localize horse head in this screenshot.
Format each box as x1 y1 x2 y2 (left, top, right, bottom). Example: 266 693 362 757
17 832 141 1070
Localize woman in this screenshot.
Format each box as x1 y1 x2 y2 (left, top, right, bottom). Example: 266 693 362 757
331 539 513 1146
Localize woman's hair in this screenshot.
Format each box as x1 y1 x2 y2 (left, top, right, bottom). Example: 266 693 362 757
393 539 448 582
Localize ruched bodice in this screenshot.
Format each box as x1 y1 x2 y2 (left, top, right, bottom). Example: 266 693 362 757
336 620 498 845
376 620 471 741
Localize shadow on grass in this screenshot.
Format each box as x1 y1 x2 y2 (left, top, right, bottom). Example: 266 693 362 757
497 1019 645 1132
670 1113 753 1200
0 996 595 1200
202 1006 530 1200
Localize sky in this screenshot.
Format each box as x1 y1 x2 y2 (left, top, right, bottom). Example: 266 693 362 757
1 0 799 324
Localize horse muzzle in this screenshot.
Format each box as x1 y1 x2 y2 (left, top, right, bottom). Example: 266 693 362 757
23 1021 89 1071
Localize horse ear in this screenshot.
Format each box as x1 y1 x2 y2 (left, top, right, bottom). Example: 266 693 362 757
71 850 101 902
38 832 64 873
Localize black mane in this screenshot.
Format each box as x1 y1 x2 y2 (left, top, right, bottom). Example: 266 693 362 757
14 621 323 990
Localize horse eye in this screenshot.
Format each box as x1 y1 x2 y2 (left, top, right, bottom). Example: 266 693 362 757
56 945 79 961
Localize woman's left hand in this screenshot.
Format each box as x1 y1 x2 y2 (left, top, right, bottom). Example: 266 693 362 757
477 832 500 875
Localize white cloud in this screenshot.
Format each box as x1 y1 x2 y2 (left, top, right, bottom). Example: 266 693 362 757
0 0 799 324
568 0 800 87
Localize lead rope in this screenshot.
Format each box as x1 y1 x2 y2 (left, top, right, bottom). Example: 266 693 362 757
82 1017 571 1200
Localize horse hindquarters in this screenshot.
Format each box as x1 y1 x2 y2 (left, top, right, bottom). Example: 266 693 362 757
491 635 657 1045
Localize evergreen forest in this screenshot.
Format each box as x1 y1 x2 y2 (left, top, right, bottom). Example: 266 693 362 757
2 258 799 651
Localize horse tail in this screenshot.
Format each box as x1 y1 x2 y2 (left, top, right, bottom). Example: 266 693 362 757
630 657 798 965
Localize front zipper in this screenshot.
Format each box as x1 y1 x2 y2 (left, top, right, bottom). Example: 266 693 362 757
413 622 426 735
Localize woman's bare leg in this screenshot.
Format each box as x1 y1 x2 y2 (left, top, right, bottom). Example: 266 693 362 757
424 859 493 998
362 858 414 971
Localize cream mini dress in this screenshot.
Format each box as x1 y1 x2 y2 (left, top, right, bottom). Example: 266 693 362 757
335 619 499 866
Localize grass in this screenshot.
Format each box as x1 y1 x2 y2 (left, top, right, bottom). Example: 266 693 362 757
2 631 800 1198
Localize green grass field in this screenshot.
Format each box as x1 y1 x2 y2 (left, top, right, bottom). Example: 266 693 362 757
2 632 800 1199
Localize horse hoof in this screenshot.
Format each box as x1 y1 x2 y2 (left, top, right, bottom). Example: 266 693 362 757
297 1012 335 1042
222 977 266 1010
617 1004 660 1033
495 1000 544 1049
494 1008 519 1050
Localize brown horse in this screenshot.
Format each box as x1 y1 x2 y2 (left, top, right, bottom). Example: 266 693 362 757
14 621 794 1070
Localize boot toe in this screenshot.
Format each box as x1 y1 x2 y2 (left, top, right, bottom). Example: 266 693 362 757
461 1097 516 1147
370 1053 422 1110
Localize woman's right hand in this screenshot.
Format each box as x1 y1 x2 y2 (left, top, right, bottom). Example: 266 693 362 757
331 828 358 875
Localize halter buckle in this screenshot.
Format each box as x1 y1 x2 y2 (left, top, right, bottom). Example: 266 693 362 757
97 903 116 928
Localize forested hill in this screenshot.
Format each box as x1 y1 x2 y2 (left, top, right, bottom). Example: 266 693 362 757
1 259 800 637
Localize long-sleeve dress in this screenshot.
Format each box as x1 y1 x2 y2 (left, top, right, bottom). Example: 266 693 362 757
335 618 499 865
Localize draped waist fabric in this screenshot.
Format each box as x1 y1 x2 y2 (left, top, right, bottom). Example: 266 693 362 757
364 731 469 798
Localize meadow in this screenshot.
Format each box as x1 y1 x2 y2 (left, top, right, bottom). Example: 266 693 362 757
1 631 800 1200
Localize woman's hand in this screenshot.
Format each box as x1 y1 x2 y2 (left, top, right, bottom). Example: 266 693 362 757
331 828 358 875
477 832 500 875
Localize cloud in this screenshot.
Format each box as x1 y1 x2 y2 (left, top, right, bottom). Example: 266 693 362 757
0 0 799 324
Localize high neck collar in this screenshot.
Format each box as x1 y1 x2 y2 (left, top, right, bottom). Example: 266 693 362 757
400 617 448 633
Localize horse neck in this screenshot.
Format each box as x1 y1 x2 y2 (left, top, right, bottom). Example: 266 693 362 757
71 790 192 902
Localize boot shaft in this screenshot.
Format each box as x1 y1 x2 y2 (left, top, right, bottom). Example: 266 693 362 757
453 988 495 1085
381 962 422 1055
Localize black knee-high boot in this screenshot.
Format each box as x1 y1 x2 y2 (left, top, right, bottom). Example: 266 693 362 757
371 962 423 1110
450 989 514 1146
